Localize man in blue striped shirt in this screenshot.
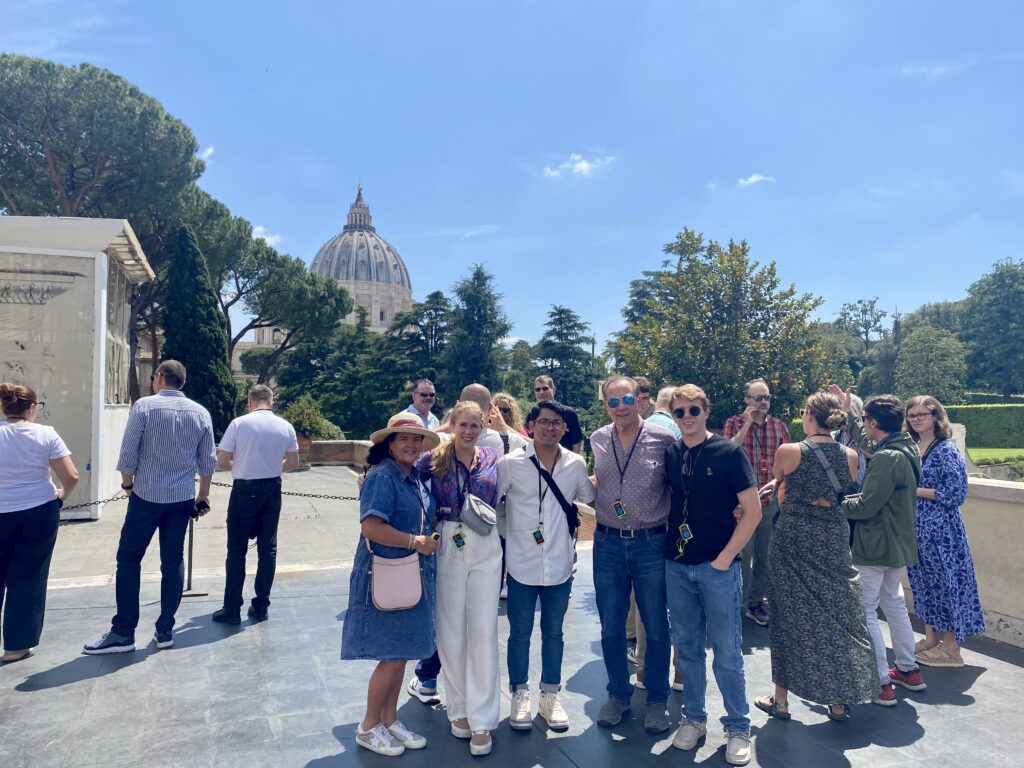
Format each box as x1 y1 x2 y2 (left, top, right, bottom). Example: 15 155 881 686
84 360 217 654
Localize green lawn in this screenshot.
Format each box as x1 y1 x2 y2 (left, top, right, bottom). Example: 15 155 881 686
968 448 1024 462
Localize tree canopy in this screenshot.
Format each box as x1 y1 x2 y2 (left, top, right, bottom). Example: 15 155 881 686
961 259 1024 400
895 326 967 404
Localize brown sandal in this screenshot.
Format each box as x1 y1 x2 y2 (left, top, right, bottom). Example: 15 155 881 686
1 648 33 663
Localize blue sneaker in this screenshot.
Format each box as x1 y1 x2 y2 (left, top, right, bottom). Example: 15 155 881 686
744 604 769 627
408 677 439 703
83 631 135 655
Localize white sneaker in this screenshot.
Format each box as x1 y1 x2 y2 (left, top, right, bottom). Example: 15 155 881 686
386 719 426 750
407 677 440 704
725 732 752 765
539 691 569 731
509 689 533 730
356 723 405 756
470 731 492 756
672 717 707 751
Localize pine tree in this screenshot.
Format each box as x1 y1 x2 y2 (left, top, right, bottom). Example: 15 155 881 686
161 226 237 437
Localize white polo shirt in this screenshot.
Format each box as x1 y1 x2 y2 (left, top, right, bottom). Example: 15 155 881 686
0 422 70 513
218 409 299 480
497 442 595 587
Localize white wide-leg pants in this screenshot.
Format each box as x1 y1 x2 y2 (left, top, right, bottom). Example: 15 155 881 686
858 565 918 685
435 521 502 731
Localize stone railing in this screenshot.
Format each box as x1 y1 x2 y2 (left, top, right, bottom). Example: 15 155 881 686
307 440 372 466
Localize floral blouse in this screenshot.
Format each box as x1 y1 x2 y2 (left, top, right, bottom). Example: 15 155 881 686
415 447 500 509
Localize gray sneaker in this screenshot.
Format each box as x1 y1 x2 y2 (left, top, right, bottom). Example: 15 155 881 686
82 631 135 655
597 697 631 727
672 716 707 751
644 705 671 734
725 731 752 765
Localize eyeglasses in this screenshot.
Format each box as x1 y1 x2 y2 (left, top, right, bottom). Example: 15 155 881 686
606 395 636 408
534 386 551 393
672 406 703 419
151 372 161 381
747 394 772 402
498 406 512 415
416 392 436 398
534 418 564 429
907 411 933 420
33 401 46 410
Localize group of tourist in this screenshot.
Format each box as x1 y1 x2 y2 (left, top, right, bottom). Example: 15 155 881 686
0 365 987 767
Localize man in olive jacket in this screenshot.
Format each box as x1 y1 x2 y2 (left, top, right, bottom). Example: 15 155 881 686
831 387 925 706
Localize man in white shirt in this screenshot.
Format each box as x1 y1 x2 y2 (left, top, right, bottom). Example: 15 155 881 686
212 385 299 624
405 379 441 430
498 400 594 733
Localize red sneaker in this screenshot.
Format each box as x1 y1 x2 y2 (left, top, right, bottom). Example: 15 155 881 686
873 683 897 707
889 667 927 692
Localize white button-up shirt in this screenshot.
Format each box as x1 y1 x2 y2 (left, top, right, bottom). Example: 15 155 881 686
497 442 595 587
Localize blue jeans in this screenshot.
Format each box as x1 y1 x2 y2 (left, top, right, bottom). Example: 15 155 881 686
593 529 670 704
666 559 750 734
112 494 193 637
506 575 572 693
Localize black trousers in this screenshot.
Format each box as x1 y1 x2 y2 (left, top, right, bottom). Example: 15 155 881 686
223 478 282 612
112 494 192 637
0 499 60 650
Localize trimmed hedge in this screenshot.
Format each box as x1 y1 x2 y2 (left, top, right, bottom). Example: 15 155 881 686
789 405 1024 448
965 392 1024 405
947 405 1024 448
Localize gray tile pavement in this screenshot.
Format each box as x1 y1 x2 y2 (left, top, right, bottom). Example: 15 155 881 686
3 466 1022 767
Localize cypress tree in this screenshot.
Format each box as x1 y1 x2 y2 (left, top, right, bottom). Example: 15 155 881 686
161 226 236 437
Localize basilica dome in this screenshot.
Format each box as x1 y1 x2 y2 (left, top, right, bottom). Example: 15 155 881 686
308 186 413 331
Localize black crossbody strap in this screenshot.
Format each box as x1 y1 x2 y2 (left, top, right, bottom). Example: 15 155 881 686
529 455 580 535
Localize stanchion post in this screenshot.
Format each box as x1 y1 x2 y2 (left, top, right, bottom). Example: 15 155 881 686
181 516 208 598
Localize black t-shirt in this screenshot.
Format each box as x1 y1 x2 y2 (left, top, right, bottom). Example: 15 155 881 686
662 434 756 565
560 405 584 450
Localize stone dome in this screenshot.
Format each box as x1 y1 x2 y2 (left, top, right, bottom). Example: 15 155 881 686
309 186 412 289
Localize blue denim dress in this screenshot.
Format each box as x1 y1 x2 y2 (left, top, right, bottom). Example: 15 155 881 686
341 458 437 660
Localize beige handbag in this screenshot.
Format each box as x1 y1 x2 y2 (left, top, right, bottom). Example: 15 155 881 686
368 488 427 611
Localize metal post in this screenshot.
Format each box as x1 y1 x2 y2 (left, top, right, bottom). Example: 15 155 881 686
181 517 208 598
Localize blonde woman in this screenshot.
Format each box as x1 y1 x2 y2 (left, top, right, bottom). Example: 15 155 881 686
416 401 502 756
492 393 529 437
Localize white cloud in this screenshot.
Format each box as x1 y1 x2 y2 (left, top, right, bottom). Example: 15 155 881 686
900 58 978 80
543 152 616 178
199 146 215 162
737 173 775 188
252 225 282 247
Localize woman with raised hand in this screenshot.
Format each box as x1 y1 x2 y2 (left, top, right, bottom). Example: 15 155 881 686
0 383 79 664
342 413 439 757
492 392 529 438
905 396 983 667
755 391 876 722
416 400 502 757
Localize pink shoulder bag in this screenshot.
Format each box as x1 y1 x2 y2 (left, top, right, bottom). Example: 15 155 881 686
368 485 427 611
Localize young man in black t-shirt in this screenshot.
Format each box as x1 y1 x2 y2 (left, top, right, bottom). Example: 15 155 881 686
533 375 583 454
662 385 762 767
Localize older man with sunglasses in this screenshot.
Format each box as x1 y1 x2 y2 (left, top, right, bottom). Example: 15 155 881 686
589 376 676 733
406 379 440 430
664 385 761 766
724 377 790 627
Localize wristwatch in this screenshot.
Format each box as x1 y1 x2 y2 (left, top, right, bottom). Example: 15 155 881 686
121 483 134 490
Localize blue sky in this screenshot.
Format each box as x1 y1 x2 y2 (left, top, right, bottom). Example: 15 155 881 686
3 1 1022 349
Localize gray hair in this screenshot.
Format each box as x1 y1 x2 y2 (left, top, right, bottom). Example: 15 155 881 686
655 386 675 408
248 384 274 405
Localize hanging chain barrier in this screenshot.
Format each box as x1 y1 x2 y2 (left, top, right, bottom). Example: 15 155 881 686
60 482 358 516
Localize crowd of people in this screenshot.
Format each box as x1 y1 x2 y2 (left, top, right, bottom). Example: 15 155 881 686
0 365 987 766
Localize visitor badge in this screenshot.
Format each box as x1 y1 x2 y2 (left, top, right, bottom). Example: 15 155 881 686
612 499 627 519
533 526 545 545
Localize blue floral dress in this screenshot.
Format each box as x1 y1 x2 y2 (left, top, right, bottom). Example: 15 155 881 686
341 458 437 660
907 439 985 642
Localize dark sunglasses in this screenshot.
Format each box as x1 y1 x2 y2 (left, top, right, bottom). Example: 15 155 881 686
747 394 772 402
673 406 703 418
498 406 512 414
534 386 551 392
416 392 436 398
606 395 636 408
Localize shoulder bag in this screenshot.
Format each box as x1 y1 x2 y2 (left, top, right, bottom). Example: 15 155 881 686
367 484 427 611
457 460 497 536
529 455 580 537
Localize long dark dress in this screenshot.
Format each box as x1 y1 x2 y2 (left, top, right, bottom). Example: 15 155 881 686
768 441 877 704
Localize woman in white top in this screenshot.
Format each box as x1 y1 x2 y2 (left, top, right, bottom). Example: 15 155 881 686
0 383 79 663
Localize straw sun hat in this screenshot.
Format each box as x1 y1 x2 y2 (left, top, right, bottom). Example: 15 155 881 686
369 412 441 450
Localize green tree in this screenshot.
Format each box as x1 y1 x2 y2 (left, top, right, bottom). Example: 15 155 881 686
901 300 964 339
857 340 899 397
0 55 202 217
615 228 824 425
388 290 452 376
439 265 511 400
961 259 1024 399
160 227 236 437
533 305 600 408
895 327 967 404
501 339 538 399
837 297 888 353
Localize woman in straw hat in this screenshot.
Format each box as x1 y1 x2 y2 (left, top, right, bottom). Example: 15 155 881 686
342 413 440 757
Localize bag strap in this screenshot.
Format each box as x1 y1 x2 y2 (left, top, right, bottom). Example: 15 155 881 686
803 439 844 496
500 430 510 455
529 455 580 533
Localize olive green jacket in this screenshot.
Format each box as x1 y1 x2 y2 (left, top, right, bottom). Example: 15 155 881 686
841 419 921 568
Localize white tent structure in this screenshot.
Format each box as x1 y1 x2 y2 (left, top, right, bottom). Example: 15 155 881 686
0 217 153 519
